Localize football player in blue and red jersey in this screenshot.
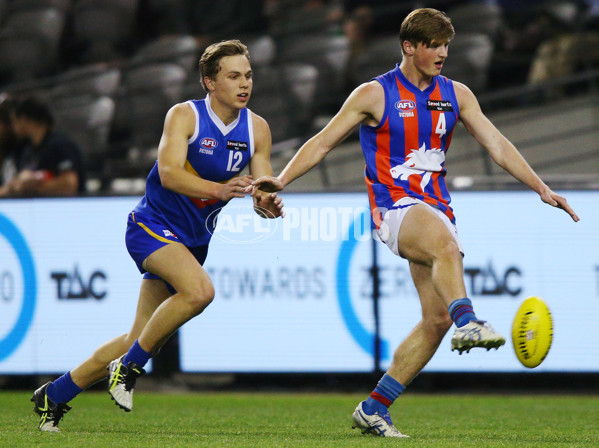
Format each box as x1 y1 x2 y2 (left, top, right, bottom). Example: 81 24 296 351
31 40 284 432
250 8 579 438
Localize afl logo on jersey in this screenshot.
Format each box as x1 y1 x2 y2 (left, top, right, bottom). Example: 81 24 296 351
395 100 416 118
395 100 416 111
200 137 218 149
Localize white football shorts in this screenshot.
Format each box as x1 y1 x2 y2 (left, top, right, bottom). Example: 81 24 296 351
376 196 463 258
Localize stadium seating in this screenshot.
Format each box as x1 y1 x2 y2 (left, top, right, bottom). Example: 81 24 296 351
244 34 276 68
250 63 318 145
0 1 595 194
130 34 200 74
50 63 122 99
51 94 116 188
0 5 66 82
277 33 350 113
123 62 187 147
447 2 503 41
104 62 187 185
7 0 72 15
282 63 319 127
351 35 402 85
180 71 206 103
441 33 494 94
0 0 7 23
249 65 298 145
71 0 139 63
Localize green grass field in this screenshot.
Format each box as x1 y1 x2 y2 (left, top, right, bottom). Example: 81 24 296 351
0 391 597 447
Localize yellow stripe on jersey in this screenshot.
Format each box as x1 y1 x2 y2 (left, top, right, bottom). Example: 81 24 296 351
132 212 175 244
184 160 200 177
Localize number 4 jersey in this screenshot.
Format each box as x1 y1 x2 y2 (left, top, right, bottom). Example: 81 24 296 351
135 96 255 246
360 64 460 224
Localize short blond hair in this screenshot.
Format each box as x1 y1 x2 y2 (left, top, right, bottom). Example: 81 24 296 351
399 8 455 54
199 40 250 91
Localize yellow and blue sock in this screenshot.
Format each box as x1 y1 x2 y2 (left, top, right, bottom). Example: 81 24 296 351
362 373 405 415
122 339 152 368
448 297 477 328
46 371 82 405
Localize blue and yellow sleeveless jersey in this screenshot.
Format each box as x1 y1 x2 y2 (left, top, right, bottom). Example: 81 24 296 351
133 96 254 246
360 64 461 224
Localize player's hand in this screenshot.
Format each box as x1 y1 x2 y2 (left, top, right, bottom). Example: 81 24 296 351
540 189 579 222
254 190 285 218
218 175 253 201
244 175 283 195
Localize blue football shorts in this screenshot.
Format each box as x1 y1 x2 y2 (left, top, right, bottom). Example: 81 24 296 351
125 210 209 288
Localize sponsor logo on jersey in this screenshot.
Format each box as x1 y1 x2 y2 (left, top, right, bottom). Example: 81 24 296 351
226 140 248 151
163 229 178 238
427 100 453 111
199 148 214 155
395 99 416 117
200 137 218 149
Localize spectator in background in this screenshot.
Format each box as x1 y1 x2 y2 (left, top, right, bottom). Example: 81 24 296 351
0 97 85 197
527 0 599 87
0 95 22 194
489 0 587 89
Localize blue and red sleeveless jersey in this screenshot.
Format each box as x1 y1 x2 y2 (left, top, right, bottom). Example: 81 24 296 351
360 64 460 224
134 96 254 246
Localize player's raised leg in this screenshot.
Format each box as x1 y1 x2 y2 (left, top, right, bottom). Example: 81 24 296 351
108 242 214 411
397 204 505 353
31 279 170 431
352 204 504 437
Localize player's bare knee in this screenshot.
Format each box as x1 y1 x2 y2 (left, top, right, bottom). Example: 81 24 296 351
182 283 214 315
434 239 462 264
423 313 452 337
186 294 213 315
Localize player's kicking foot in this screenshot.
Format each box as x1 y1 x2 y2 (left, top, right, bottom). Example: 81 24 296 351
107 356 145 412
351 401 409 438
451 319 506 354
31 382 72 432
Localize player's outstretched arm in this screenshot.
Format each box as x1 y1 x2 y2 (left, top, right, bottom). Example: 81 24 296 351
455 82 580 222
253 191 285 218
247 175 283 193
157 103 251 201
537 188 579 221
248 112 285 218
249 81 384 194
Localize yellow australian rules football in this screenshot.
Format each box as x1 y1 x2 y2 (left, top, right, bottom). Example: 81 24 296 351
511 296 553 368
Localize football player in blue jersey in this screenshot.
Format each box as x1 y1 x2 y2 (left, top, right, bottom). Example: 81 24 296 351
31 40 284 432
